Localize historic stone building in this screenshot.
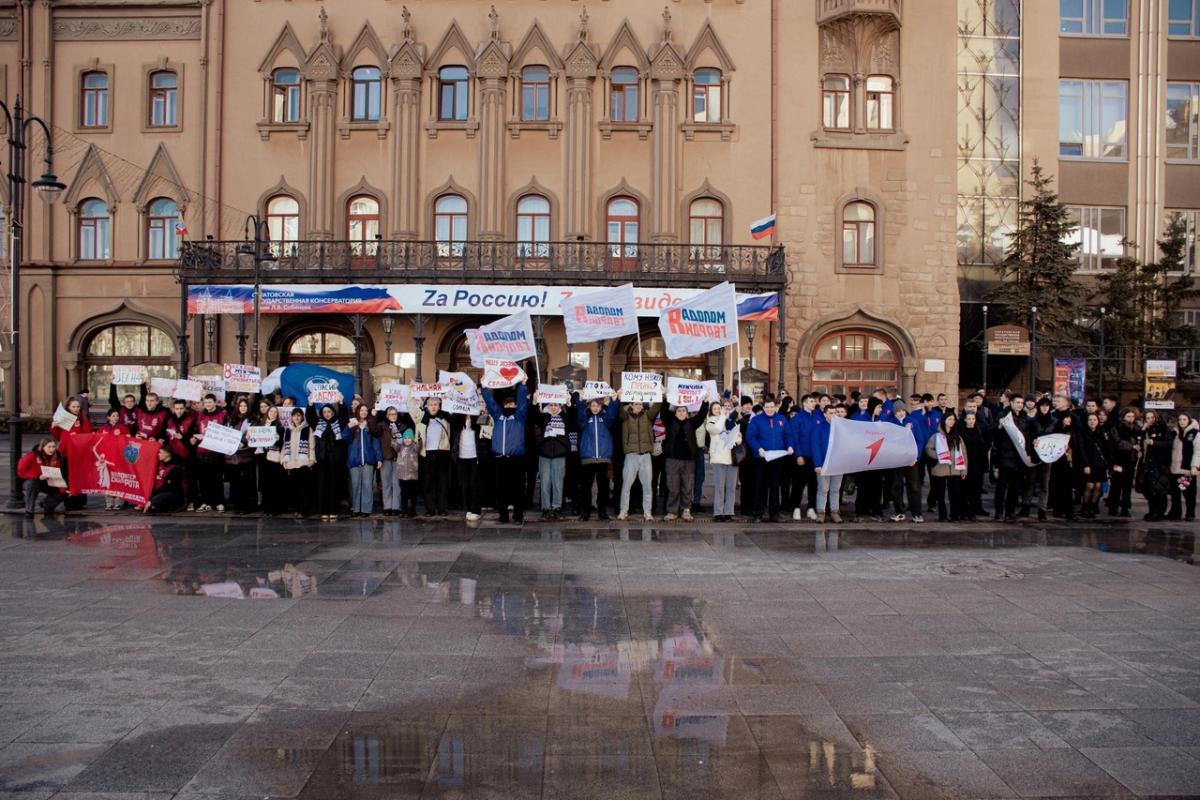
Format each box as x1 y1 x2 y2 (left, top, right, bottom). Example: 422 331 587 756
16 0 1170 415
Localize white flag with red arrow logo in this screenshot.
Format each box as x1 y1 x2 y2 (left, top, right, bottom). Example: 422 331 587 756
819 416 919 476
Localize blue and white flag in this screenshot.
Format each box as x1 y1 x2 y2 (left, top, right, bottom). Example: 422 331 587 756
658 282 738 359
560 283 639 344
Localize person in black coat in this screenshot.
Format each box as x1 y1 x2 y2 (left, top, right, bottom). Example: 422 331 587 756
1077 412 1109 519
310 402 349 521
1137 411 1175 521
991 396 1033 521
1047 415 1080 521
961 411 988 520
1107 409 1140 517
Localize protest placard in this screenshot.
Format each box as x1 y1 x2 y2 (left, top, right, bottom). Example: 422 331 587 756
148 376 177 398
40 466 66 488
620 372 663 403
173 379 203 402
277 407 296 428
197 422 243 456
109 365 146 386
444 393 481 415
480 359 526 389
376 383 410 413
581 381 613 401
200 376 227 397
307 388 343 405
409 383 446 400
52 404 78 430
533 384 571 405
246 426 279 448
223 363 262 394
666 377 709 410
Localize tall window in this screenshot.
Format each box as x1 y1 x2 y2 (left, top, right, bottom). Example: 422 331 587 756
148 71 178 127
1167 210 1199 274
1169 0 1200 37
1059 79 1128 159
438 66 469 121
78 199 111 260
81 72 109 128
516 195 550 258
266 195 300 256
1167 82 1200 162
347 196 380 257
812 332 900 397
692 69 722 123
85 324 176 400
611 67 638 121
866 76 895 130
606 196 639 269
272 68 302 123
842 202 877 268
1184 311 1200 372
521 66 550 121
146 198 180 260
351 66 382 121
1060 0 1129 35
435 194 468 257
822 75 851 130
689 198 723 262
1066 205 1125 271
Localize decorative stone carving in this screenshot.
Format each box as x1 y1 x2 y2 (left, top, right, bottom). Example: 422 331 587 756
53 16 201 41
475 41 511 79
0 16 17 41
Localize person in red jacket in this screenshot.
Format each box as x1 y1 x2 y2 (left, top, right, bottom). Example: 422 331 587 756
142 447 186 514
132 390 170 441
49 396 92 443
17 438 67 517
164 398 199 509
191 393 228 511
108 381 144 433
96 409 129 509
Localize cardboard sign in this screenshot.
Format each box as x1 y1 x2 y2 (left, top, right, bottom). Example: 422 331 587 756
173 379 203 402
620 372 663 404
533 384 571 405
1034 433 1071 464
444 394 481 416
581 381 613 401
246 426 279 448
481 359 526 389
40 465 66 488
223 363 262 394
200 376 228 398
376 383 410 413
307 389 343 405
52 404 78 430
149 377 178 398
197 422 243 456
278 406 302 429
409 383 446 400
666 377 710 410
110 365 146 386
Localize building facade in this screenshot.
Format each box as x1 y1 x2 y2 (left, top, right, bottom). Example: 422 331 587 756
1 0 966 415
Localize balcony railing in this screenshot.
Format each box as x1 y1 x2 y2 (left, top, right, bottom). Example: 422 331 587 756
816 0 902 26
179 239 787 288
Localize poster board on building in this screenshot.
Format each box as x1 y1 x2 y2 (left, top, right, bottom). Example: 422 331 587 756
1145 360 1177 409
1053 357 1087 403
986 326 1031 356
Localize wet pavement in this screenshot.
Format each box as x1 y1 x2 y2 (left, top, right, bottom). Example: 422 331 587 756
0 514 1197 799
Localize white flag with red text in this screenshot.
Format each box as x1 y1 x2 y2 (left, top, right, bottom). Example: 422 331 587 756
657 282 738 359
819 416 918 476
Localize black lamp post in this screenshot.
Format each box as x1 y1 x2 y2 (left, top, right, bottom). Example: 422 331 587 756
1098 306 1106 397
745 322 757 369
3 97 65 509
235 215 274 366
981 303 989 393
1029 305 1038 395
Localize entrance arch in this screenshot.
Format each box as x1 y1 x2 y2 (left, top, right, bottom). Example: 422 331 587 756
609 326 713 383
795 308 918 397
268 316 374 375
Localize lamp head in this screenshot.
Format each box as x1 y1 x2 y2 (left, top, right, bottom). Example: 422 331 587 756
31 172 65 203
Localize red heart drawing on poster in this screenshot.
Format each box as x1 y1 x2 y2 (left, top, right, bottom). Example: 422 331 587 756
499 366 519 381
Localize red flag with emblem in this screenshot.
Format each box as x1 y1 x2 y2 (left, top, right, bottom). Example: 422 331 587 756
63 432 161 504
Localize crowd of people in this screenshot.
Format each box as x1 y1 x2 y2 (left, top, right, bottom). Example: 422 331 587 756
17 379 1199 525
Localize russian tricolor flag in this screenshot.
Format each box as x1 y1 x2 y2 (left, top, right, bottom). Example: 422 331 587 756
750 213 776 240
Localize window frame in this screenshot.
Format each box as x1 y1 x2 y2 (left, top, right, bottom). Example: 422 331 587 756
865 75 895 131
1166 209 1199 275
688 198 724 264
438 66 470 122
84 324 176 402
1059 0 1129 36
515 194 551 259
610 67 639 123
145 197 180 261
1059 79 1129 161
78 198 112 261
811 331 900 398
520 65 551 122
822 74 852 131
347 195 381 259
434 193 468 258
1065 205 1126 272
1166 82 1200 162
271 68 303 124
841 201 878 269
350 66 382 122
265 195 301 257
147 70 179 128
606 196 640 270
1168 0 1200 37
80 70 110 130
692 68 723 124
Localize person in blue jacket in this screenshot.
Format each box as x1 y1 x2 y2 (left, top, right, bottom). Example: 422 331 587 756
483 379 530 524
576 390 619 520
346 402 383 517
810 404 849 522
746 397 792 522
907 393 939 511
787 394 820 520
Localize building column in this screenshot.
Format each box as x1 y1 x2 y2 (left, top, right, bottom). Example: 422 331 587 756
307 79 337 239
649 79 679 243
477 75 506 240
563 76 594 239
391 76 422 239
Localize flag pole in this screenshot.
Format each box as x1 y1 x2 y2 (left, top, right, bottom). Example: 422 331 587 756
636 327 643 372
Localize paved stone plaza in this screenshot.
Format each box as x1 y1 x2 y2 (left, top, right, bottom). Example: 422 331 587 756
0 515 1197 799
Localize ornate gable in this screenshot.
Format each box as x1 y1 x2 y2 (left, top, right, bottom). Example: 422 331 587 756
304 8 342 82
649 41 686 81
257 22 307 78
685 21 736 72
426 21 476 72
474 39 511 79
510 21 563 73
341 22 390 78
598 19 649 74
390 40 427 81
563 38 598 79
132 143 190 211
64 144 120 209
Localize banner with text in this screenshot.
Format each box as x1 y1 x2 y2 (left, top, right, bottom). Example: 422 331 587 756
560 283 639 344
64 433 161 504
658 281 739 359
480 359 526 389
621 372 664 404
223 363 262 394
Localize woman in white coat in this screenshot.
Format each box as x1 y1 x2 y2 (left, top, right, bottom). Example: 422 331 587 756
705 401 743 522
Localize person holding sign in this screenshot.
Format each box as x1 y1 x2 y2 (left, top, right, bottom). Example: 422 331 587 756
192 394 229 512
746 398 792 522
482 380 530 524
705 401 743 522
108 381 145 433
281 408 316 517
17 438 67 517
165 399 199 510
1047 415 1081 521
50 396 92 443
255 406 288 515
312 402 350 521
617 392 661 521
346 404 383 516
533 396 571 521
142 447 187 514
225 397 259 514
372 406 413 517
576 389 619 521
413 396 453 517
924 414 968 522
662 400 710 522
991 395 1032 522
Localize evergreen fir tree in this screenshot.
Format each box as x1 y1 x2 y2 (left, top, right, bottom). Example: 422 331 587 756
991 161 1082 336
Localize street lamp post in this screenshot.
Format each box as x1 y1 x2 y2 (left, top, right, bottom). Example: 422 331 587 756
745 322 757 369
1029 306 1038 395
380 315 395 364
3 97 66 509
981 304 989 392
236 216 273 366
1098 306 1106 397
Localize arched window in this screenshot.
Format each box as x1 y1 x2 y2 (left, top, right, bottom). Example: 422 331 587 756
516 195 550 258
271 68 302 123
85 323 176 399
692 69 722 123
812 332 899 397
689 198 724 262
146 198 180 261
286 330 356 371
823 74 851 130
842 201 877 268
351 66 382 121
521 66 550 121
607 196 639 270
435 194 468 257
611 67 639 121
631 333 707 381
347 195 380 258
866 75 894 130
81 72 109 128
149 71 178 127
438 66 469 121
78 199 111 261
266 195 300 256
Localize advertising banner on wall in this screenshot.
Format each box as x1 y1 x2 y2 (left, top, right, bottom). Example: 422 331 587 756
1145 360 1177 409
187 283 779 320
1052 357 1087 403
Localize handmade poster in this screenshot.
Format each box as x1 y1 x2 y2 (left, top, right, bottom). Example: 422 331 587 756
376 383 410 413
246 426 279 448
307 388 343 405
173 379 203 402
444 393 481 415
409 383 446 400
277 407 295 429
762 450 790 462
620 372 664 404
439 371 480 407
40 466 66 488
480 359 526 389
666 377 709 410
52 404 78 430
199 376 228 397
197 422 243 456
533 384 571 405
580 381 613 401
657 281 739 359
223 363 262 394
149 377 177 398
1033 433 1071 464
109 365 146 386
